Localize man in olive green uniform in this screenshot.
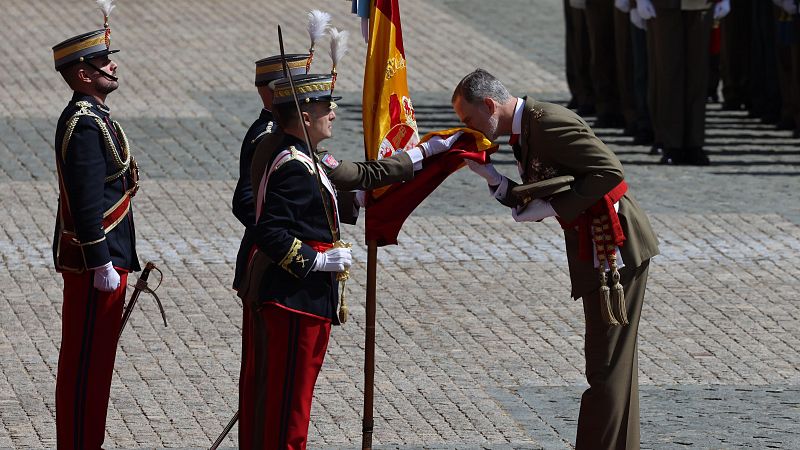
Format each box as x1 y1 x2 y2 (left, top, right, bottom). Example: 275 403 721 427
719 0 750 111
635 0 730 165
452 69 659 450
583 0 626 127
565 0 596 115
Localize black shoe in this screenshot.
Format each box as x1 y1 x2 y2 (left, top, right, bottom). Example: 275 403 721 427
659 154 677 165
660 148 689 165
794 128 800 139
685 147 711 166
649 143 662 155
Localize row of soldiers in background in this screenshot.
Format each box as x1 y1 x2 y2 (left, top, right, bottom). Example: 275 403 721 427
564 0 800 166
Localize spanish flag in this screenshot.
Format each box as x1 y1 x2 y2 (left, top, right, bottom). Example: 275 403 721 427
362 0 497 246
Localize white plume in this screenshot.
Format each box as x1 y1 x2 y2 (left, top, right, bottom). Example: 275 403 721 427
307 10 331 48
329 28 349 68
96 0 115 19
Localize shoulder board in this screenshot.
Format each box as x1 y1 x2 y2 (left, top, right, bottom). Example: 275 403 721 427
255 146 314 221
273 146 315 175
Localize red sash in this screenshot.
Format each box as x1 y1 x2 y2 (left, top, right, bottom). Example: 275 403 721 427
304 240 334 253
557 181 628 261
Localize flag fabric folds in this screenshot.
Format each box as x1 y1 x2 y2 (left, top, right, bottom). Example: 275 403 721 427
365 128 497 246
361 0 496 246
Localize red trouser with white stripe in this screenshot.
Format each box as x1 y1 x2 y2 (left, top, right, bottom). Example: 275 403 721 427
56 270 127 450
239 302 331 450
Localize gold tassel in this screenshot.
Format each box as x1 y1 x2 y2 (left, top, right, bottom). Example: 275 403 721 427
593 219 619 326
599 270 619 326
338 285 349 323
334 240 353 324
608 254 628 326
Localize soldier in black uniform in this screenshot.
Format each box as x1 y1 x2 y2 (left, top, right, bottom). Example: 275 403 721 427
51 5 141 448
231 47 461 445
236 72 459 448
231 53 310 448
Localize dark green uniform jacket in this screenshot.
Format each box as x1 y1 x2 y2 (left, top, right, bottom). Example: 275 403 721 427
512 97 660 299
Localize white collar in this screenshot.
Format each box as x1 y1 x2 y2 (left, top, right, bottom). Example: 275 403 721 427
511 97 524 136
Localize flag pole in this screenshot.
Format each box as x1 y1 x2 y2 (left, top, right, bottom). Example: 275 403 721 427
362 238 377 449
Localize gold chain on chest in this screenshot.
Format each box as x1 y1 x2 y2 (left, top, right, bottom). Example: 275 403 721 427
61 101 133 183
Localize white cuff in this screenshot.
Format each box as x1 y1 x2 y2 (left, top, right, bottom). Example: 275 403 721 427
407 147 424 171
488 176 509 201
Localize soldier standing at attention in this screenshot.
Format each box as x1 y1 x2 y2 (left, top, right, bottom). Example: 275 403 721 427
635 0 731 165
453 69 659 450
231 52 310 449
236 67 459 447
51 1 141 448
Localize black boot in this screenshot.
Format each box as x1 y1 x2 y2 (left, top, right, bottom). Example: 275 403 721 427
659 148 684 165
685 147 711 166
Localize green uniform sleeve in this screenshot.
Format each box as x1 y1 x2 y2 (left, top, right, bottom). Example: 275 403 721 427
319 151 414 191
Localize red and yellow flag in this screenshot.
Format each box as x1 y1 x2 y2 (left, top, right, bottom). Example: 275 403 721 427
362 0 497 245
362 0 419 165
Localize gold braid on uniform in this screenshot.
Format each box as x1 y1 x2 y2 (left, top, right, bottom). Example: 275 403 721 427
278 238 303 277
61 101 134 186
592 217 619 326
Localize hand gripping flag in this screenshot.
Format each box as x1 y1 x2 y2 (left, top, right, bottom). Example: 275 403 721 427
361 0 497 246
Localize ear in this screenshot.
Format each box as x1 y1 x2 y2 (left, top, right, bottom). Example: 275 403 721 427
302 111 312 127
483 97 496 115
76 67 92 84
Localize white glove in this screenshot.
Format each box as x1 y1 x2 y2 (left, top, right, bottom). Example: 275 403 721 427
419 131 463 158
713 0 731 19
569 0 586 9
512 199 557 222
636 0 657 20
615 0 631 13
781 0 799 14
93 261 120 292
311 247 352 272
630 8 646 30
464 159 504 186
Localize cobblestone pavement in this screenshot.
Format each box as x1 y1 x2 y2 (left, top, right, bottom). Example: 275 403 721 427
1 0 799 448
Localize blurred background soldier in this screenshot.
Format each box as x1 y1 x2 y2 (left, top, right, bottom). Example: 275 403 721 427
231 51 310 449
636 0 730 165
565 0 597 116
